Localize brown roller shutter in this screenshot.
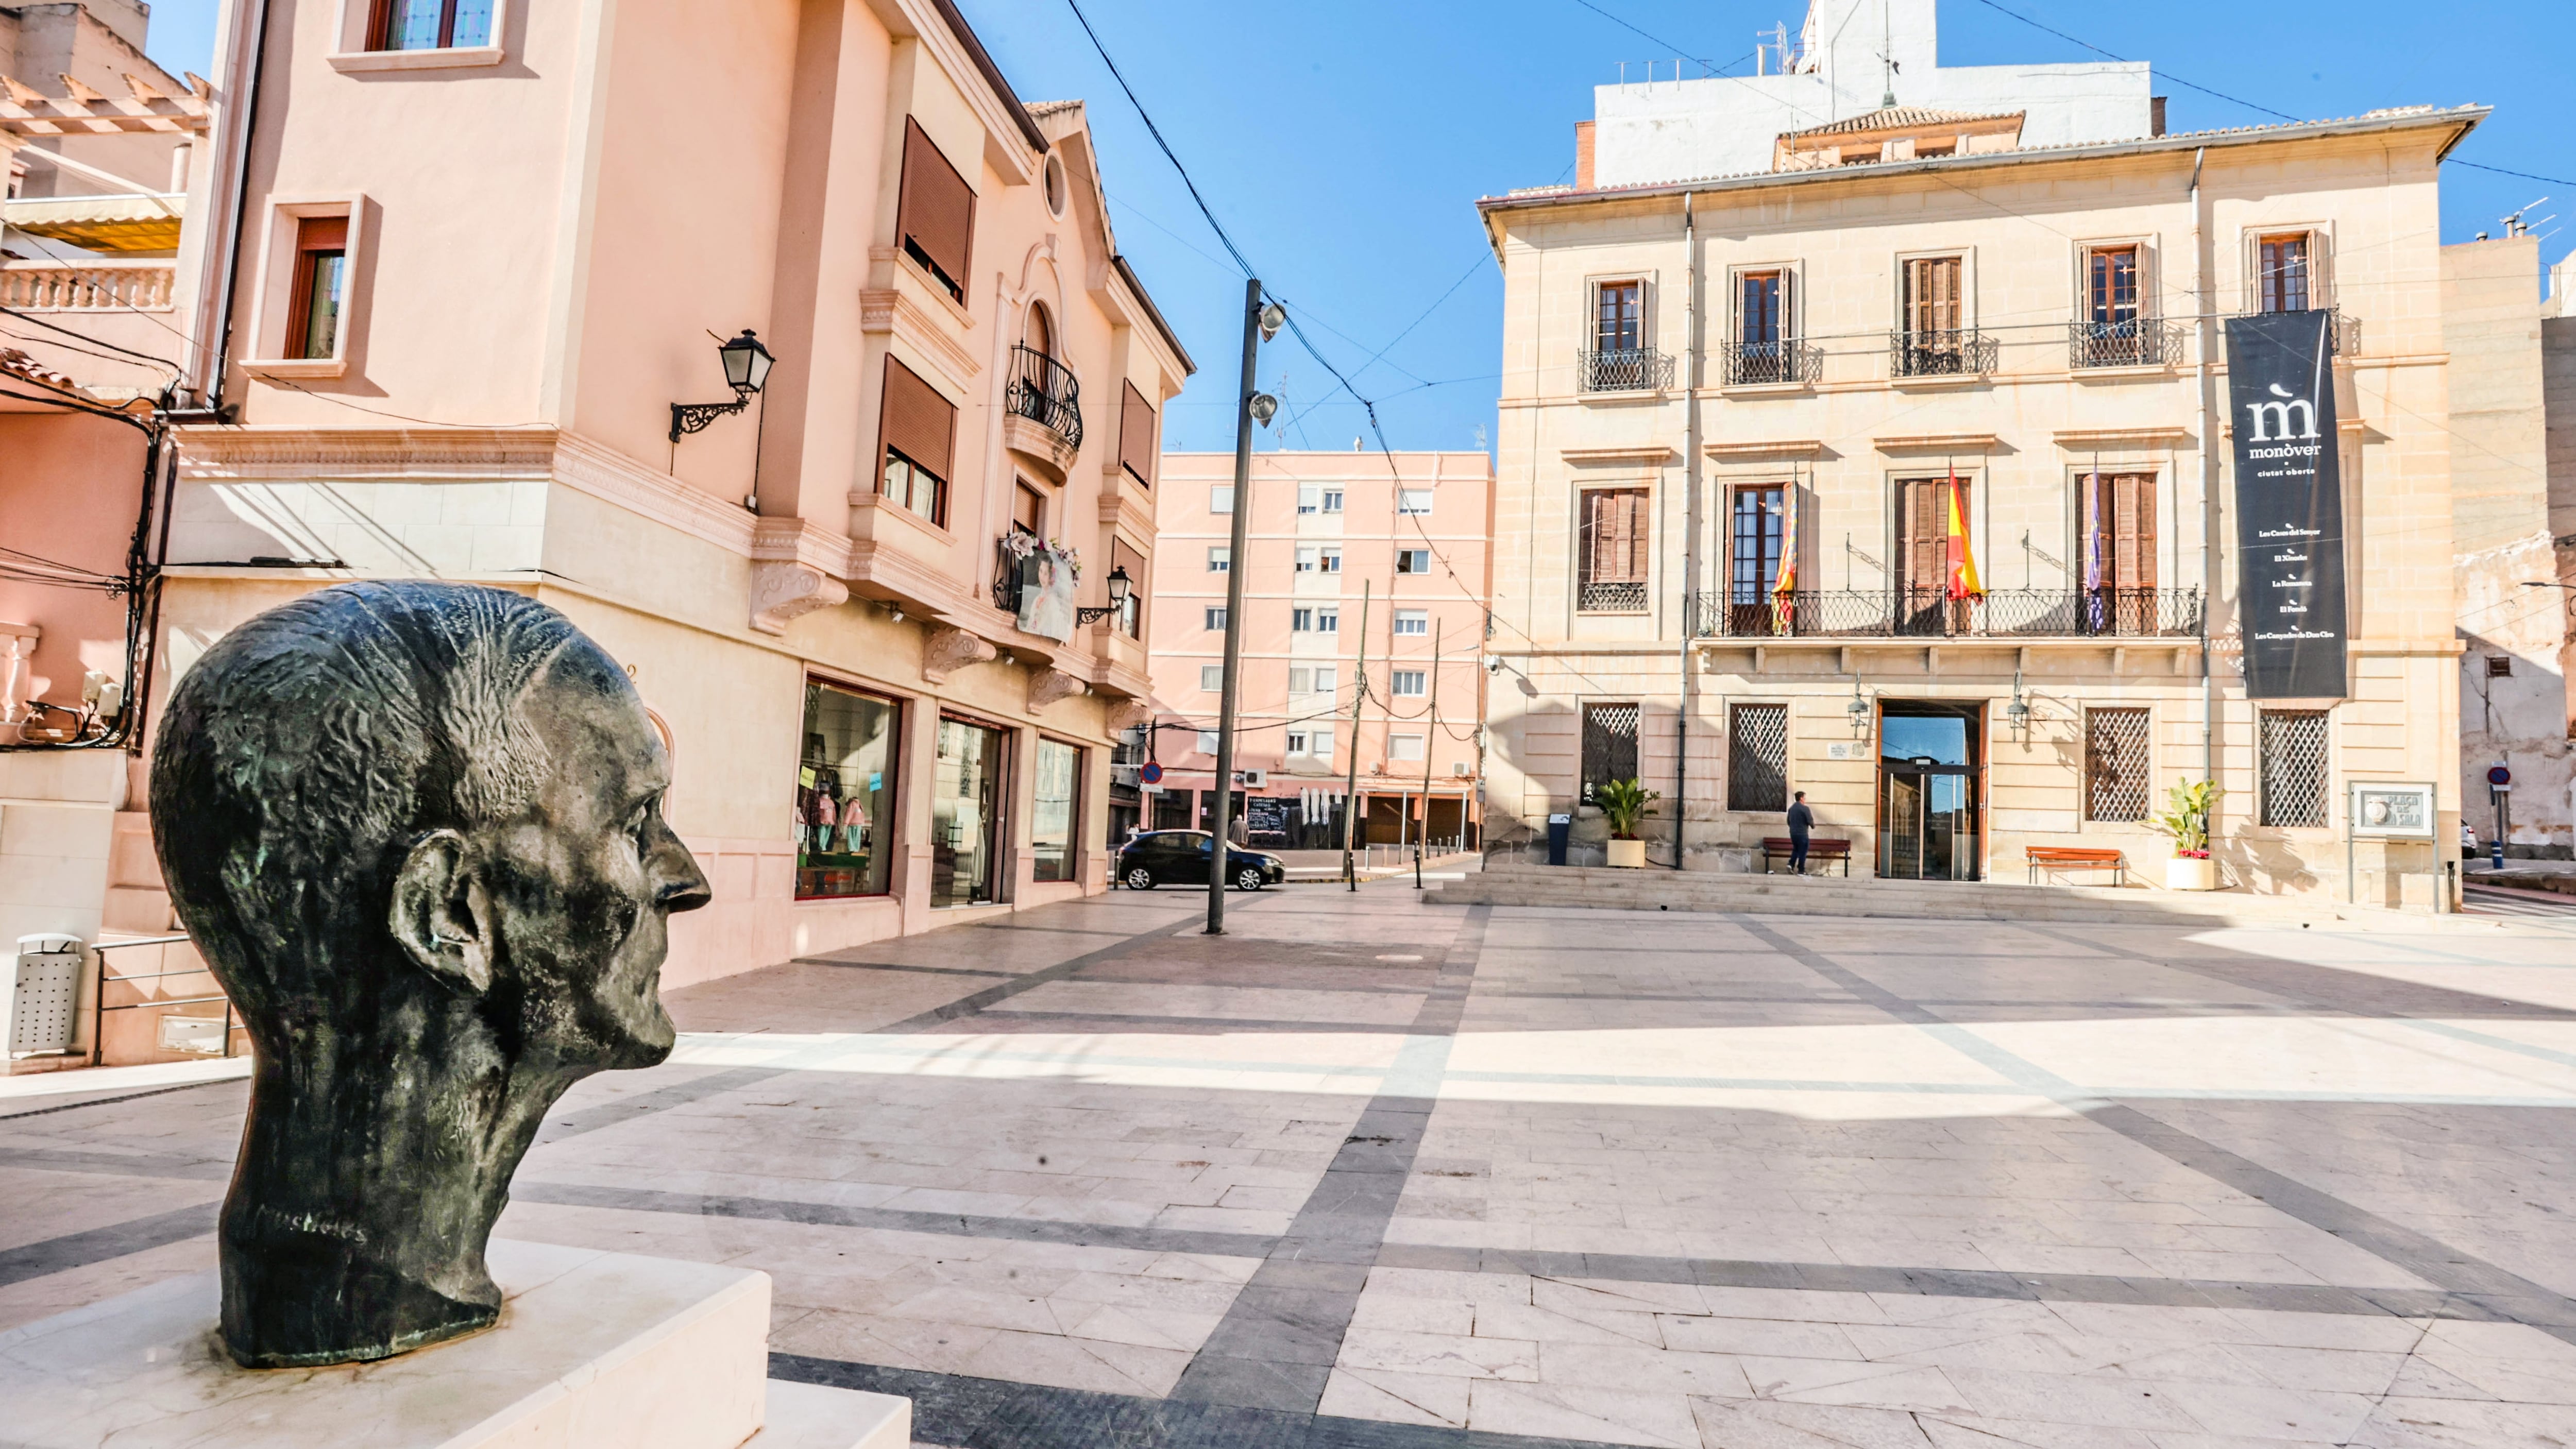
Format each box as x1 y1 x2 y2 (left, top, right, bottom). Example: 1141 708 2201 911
1118 380 1157 485
879 357 956 481
897 117 975 299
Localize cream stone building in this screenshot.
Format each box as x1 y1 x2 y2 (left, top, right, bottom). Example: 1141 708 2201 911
1478 0 2473 902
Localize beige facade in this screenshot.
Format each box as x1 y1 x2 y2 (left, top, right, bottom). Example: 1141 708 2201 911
1145 451 1492 849
1479 96 2479 902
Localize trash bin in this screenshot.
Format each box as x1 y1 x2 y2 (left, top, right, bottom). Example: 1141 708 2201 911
1545 813 1571 867
10 934 84 1056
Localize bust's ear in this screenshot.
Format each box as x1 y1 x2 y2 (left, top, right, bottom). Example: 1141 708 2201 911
388 829 495 995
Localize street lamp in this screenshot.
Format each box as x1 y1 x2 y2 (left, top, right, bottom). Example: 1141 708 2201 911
1207 282 1282 936
669 329 775 442
1075 564 1133 627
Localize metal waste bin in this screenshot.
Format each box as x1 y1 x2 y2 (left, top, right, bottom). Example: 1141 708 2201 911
10 934 84 1056
1545 813 1571 867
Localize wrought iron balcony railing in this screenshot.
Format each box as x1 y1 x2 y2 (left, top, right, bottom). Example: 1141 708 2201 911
2232 305 2359 357
2067 318 2189 369
1721 338 1823 387
1578 580 1651 613
1691 587 2204 640
1889 328 1998 379
1004 344 1083 448
1577 347 1676 393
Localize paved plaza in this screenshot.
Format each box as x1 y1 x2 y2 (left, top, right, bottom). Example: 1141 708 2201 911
9 884 2576 1447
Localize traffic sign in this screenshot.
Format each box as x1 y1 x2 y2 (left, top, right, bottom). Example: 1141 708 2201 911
2487 764 2512 790
1139 761 1164 786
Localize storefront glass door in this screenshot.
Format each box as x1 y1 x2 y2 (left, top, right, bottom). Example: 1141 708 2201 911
1877 705 1981 880
934 718 1007 907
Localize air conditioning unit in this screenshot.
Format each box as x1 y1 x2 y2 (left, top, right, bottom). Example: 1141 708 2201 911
1237 769 1267 788
1451 762 1473 778
1110 764 1140 784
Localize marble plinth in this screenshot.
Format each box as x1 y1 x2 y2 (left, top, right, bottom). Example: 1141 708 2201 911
0 1240 909 1449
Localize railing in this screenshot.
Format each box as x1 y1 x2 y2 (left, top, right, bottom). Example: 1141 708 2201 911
2232 305 2359 357
1578 580 1650 613
992 534 1027 612
1004 344 1083 448
1691 587 2204 639
0 261 175 311
2067 318 2188 369
1721 339 1822 386
1578 347 1675 393
1890 328 1997 378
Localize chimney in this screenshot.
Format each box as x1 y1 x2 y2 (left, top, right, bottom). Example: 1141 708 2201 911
1574 121 1595 191
2151 97 2167 137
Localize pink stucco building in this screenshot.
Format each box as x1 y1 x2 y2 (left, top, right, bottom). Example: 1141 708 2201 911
1145 450 1493 850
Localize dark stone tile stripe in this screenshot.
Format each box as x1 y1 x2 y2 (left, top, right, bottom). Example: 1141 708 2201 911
874 910 1224 1035
0 1078 240 1122
0 1146 232 1181
2020 924 2576 1021
771 1354 1622 1449
1168 906 1491 1415
791 958 1018 978
511 1180 1276 1259
534 1065 795 1147
968 1011 1420 1035
0 1202 216 1288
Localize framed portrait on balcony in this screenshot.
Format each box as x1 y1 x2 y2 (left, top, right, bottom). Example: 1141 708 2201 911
1015 546 1078 642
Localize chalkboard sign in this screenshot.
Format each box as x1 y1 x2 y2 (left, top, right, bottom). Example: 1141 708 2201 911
1245 795 1289 842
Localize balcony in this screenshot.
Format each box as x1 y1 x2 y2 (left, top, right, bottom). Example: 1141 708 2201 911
1889 328 1997 380
2068 319 2188 370
1578 347 1674 393
0 260 174 311
1005 344 1081 446
1692 587 2204 640
1721 339 1822 387
2232 305 2359 357
1578 581 1651 614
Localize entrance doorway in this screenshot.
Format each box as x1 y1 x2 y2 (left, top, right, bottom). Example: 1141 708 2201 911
1877 702 1982 880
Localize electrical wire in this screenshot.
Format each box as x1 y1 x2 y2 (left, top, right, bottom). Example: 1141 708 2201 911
1961 0 2294 123
1061 0 1255 279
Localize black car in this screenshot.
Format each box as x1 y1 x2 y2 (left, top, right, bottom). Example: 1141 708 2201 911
1115 830 1287 892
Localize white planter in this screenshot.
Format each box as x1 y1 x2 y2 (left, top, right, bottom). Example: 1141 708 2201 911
2165 857 2217 892
1605 838 1648 869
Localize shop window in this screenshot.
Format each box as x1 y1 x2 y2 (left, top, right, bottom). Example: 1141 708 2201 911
2259 710 2329 828
2084 708 2150 822
1581 702 1639 805
795 681 897 900
1031 739 1080 883
1727 703 1788 812
933 716 1007 907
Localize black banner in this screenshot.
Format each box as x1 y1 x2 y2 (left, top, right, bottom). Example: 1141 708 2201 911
2224 311 2348 699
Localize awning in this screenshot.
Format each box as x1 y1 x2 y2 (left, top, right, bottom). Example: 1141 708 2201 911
5 192 185 252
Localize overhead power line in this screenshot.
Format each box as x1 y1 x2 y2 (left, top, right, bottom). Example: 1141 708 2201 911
1061 0 1256 278
1962 0 2295 122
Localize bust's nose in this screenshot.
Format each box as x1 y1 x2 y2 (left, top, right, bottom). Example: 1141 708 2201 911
648 825 713 914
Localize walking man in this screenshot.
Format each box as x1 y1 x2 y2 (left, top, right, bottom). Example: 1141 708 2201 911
1787 790 1814 874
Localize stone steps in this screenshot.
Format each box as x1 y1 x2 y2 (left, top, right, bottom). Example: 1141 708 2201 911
1424 864 2501 933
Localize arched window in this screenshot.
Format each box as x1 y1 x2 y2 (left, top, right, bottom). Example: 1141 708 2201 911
1023 301 1056 360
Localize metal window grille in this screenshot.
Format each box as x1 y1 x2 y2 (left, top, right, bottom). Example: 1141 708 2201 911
1580 703 1640 805
1727 703 1789 812
2084 708 2151 822
2258 710 2330 828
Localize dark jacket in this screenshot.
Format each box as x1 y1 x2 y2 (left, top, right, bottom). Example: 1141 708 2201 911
1786 802 1815 839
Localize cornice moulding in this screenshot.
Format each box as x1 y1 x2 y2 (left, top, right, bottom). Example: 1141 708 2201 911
1874 432 2002 453
555 434 759 556
174 425 562 479
1560 445 1676 466
860 284 983 389
2053 427 2193 450
1703 439 1825 461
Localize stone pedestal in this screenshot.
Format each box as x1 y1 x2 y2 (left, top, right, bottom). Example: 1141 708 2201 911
0 1240 907 1449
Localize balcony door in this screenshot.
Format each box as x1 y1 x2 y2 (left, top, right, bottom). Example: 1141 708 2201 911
1595 281 1641 353
2079 471 2157 633
1894 476 1970 634
1728 485 1787 634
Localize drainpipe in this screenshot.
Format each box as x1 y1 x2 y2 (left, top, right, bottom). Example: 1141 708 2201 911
1673 191 1699 870
2191 147 2219 804
173 0 270 416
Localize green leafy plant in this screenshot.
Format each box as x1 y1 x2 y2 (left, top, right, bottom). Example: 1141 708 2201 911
2148 780 2221 858
1594 777 1659 841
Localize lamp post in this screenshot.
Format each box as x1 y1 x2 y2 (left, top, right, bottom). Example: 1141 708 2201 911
1208 279 1283 935
1075 565 1133 628
669 330 776 442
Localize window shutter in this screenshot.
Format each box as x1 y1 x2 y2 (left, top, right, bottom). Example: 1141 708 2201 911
1118 380 1157 485
297 215 347 253
879 357 956 481
2115 473 2155 590
1622 490 1649 581
896 117 976 296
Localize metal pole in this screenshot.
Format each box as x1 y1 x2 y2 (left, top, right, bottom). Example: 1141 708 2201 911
1208 277 1263 934
1343 581 1371 890
1674 190 1700 871
2190 147 2220 819
1418 622 1440 889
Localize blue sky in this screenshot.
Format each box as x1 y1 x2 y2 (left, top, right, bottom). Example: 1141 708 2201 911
139 0 2574 453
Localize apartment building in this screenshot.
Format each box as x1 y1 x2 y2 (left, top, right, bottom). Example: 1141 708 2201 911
1479 0 2470 902
3 0 1193 1055
1145 450 1492 851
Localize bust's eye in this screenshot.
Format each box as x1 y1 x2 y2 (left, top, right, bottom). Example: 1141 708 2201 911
629 796 661 844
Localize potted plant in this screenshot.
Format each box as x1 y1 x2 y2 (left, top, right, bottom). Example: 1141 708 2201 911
2149 780 2222 891
1595 777 1658 868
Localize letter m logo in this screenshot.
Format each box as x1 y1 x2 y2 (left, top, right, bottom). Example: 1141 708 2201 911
2245 383 2317 442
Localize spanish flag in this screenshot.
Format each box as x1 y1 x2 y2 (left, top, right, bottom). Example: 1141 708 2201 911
1770 492 1797 632
1945 475 1984 601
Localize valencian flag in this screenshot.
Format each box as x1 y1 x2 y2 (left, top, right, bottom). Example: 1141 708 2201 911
1770 489 1797 632
1944 472 1983 601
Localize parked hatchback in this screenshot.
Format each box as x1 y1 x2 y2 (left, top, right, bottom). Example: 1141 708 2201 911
1115 831 1286 892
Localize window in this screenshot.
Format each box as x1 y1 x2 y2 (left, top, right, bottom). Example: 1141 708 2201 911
1285 729 1308 755
1392 670 1427 697
896 118 975 301
1581 702 1639 804
933 717 1007 907
2084 708 2151 822
2259 710 2330 828
1031 739 1080 883
1393 609 1428 636
1322 489 1344 513
369 0 493 50
1013 481 1044 536
2487 655 2514 678
1725 485 1788 633
287 216 347 360
1727 703 1789 812
1390 734 1426 762
1312 666 1336 695
1596 280 1642 352
1903 255 1964 337
2086 246 2141 327
1111 537 1147 640
1117 381 1158 487
1197 730 1221 756
1200 665 1224 691
878 359 956 525
1204 607 1227 631
1579 488 1650 613
1309 727 1334 759
795 681 898 900
1296 546 1317 573
1294 607 1340 634
1298 486 1318 514
1396 548 1431 574
1741 270 1785 345
2259 232 2313 314
1288 667 1312 693
1895 476 1970 614
1210 486 1234 514
1319 547 1341 574
2078 472 2158 630
1207 546 1230 573
1398 489 1433 515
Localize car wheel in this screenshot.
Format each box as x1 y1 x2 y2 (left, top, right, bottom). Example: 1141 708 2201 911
1234 866 1264 892
1124 865 1157 891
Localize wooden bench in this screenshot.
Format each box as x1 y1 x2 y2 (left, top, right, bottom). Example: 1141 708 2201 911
2026 845 2125 885
1760 837 1851 875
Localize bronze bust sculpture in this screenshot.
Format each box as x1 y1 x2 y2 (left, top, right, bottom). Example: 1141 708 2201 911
150 581 710 1368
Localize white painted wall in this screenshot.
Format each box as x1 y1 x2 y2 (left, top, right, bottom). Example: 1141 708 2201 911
1590 0 2154 188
